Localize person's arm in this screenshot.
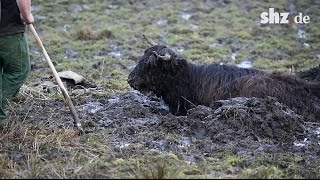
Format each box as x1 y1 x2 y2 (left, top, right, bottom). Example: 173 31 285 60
16 0 34 24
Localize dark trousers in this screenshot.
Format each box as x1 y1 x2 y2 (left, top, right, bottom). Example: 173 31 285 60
0 33 30 125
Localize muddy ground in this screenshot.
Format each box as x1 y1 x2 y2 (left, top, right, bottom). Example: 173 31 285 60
1 0 320 179
2 84 320 178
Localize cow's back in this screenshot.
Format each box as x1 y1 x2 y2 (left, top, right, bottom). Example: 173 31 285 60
189 64 264 106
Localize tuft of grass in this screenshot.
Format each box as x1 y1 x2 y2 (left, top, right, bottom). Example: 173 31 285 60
132 156 185 179
226 155 246 167
243 166 286 179
97 29 115 39
76 26 97 40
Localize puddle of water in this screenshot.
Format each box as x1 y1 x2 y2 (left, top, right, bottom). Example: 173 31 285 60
107 44 122 58
181 13 192 20
108 5 119 9
30 48 42 57
209 42 223 48
83 102 103 114
173 46 185 53
108 97 120 105
179 137 191 148
98 117 114 128
182 155 195 164
255 144 274 153
93 56 107 60
255 19 262 26
82 4 93 10
113 142 130 149
131 91 169 112
298 29 306 39
293 138 309 147
156 19 168 26
231 52 237 61
189 24 199 31
150 149 161 153
314 127 320 135
149 140 167 151
109 51 122 57
69 5 83 14
294 142 306 147
210 43 218 48
159 31 168 37
304 43 310 47
65 49 78 59
61 24 71 32
158 140 166 151
237 60 252 69
237 149 254 157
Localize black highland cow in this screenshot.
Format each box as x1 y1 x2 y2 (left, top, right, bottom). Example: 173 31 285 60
128 45 320 121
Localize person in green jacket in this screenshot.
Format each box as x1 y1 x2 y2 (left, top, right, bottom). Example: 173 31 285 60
0 0 34 126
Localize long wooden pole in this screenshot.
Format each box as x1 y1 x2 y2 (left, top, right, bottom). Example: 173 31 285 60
28 24 84 134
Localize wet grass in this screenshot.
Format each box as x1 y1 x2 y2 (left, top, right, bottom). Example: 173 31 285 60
1 0 320 178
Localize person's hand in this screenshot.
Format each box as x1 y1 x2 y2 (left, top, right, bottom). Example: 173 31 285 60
21 13 34 24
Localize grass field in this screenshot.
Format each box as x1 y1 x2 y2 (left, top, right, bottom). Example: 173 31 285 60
1 0 320 178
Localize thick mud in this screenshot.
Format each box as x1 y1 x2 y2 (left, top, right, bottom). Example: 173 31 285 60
5 84 320 178
73 90 320 160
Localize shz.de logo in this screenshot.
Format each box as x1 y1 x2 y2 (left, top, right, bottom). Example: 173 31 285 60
261 8 310 24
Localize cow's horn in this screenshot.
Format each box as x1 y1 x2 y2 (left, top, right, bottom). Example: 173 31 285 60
152 51 171 61
143 34 158 46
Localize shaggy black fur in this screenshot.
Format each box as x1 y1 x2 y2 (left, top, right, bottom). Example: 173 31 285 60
128 45 320 121
297 65 320 82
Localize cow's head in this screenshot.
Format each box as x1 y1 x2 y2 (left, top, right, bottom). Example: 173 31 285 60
128 45 188 94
